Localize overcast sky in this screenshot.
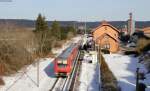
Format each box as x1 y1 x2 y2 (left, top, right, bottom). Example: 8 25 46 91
0 0 149 21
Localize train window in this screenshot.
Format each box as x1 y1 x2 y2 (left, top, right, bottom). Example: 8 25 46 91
58 64 67 68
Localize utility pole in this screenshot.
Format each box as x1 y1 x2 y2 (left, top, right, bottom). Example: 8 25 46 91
73 21 76 32
98 40 101 91
37 59 39 87
84 21 86 34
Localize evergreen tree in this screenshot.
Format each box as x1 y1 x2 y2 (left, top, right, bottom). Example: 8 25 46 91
34 14 51 57
42 16 49 31
51 21 61 40
35 14 48 32
60 26 68 40
60 26 76 40
68 26 76 35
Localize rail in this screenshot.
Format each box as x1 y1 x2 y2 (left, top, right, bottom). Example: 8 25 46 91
62 51 80 91
49 78 59 91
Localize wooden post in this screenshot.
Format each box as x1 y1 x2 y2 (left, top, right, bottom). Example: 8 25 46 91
0 63 4 76
136 68 139 91
0 63 4 85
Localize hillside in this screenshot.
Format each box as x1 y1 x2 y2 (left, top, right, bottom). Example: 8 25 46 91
0 19 150 29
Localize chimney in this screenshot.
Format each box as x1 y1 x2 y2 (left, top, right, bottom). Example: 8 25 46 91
101 20 108 25
129 12 132 35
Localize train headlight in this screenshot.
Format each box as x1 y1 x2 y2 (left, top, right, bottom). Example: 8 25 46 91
57 60 67 64
63 60 67 64
58 61 62 64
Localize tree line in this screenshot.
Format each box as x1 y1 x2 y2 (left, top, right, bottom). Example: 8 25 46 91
0 13 77 78
34 14 77 57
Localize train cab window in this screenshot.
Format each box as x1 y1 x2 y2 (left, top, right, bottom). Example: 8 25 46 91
58 64 67 68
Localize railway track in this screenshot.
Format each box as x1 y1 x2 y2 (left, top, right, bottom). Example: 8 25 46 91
49 78 67 91
49 51 81 91
49 78 59 91
69 54 81 91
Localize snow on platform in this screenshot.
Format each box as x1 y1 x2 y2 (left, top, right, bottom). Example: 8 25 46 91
78 63 99 91
78 51 100 91
103 54 137 91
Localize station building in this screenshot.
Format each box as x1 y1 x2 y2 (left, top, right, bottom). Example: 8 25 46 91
92 21 120 53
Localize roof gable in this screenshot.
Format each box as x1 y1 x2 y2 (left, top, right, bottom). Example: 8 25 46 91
96 33 119 42
92 21 120 33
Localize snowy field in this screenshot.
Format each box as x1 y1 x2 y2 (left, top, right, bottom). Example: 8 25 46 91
103 54 150 91
78 51 100 91
0 36 81 91
1 58 57 91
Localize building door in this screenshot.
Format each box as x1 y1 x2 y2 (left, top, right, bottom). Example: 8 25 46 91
102 43 110 54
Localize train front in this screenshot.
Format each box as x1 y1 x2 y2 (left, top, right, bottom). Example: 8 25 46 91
54 58 70 77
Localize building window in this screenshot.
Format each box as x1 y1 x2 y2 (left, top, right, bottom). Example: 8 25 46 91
104 35 109 40
105 26 107 30
103 43 110 49
106 43 110 49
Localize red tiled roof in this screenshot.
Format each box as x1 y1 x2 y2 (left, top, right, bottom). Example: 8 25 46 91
92 21 120 33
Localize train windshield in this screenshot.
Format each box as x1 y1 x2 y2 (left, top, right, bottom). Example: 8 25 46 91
58 64 67 68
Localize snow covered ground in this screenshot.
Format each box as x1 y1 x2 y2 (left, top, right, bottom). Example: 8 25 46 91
0 36 81 91
0 58 57 91
103 54 150 91
144 73 150 88
78 51 100 91
103 54 137 91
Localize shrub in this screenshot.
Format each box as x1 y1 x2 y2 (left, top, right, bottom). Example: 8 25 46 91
100 55 119 91
54 41 64 48
136 38 150 53
0 42 33 75
67 32 74 39
0 27 36 75
124 51 139 56
34 30 52 57
0 78 4 85
103 82 118 91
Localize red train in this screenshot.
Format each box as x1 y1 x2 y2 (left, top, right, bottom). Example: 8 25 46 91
54 43 80 77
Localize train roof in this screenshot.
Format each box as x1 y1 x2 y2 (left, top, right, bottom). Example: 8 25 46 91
58 44 77 60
